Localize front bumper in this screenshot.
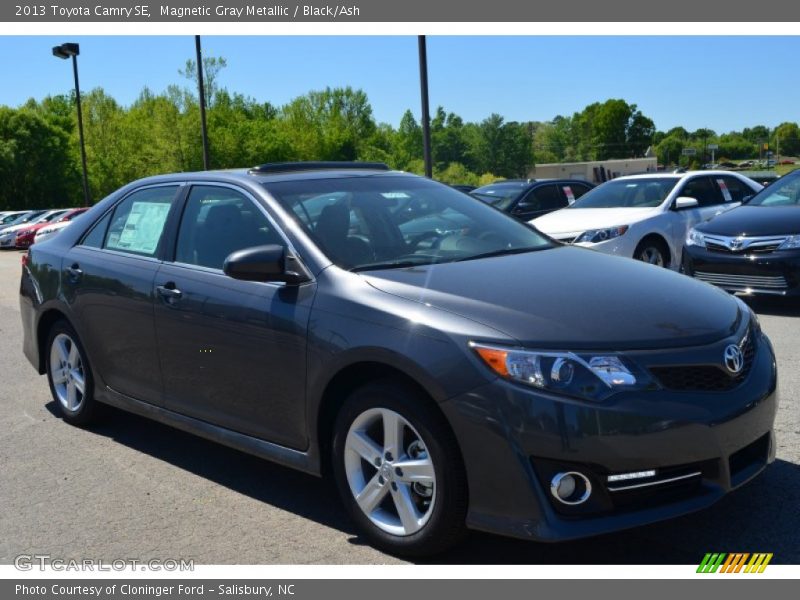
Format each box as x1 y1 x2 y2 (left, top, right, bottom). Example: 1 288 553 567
683 244 800 296
441 331 778 542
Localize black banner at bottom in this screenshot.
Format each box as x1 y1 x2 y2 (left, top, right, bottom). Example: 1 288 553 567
3 579 794 600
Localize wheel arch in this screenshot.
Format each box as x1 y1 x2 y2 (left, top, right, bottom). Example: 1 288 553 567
314 359 458 478
635 232 673 267
35 308 72 374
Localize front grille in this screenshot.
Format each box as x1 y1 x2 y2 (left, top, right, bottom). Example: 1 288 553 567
705 241 782 254
703 235 787 255
650 330 755 392
694 271 788 291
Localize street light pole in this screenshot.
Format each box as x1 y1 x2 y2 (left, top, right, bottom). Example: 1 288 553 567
417 35 433 179
195 35 211 171
53 42 90 207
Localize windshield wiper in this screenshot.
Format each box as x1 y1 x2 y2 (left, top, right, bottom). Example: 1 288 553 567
350 259 434 273
452 246 546 263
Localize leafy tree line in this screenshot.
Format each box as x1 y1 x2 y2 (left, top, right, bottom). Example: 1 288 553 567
0 57 533 210
1 57 796 209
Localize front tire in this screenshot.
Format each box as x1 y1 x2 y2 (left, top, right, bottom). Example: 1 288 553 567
331 381 468 557
634 237 669 268
45 320 98 426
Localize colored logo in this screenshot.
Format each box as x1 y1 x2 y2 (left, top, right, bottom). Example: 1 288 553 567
697 553 773 573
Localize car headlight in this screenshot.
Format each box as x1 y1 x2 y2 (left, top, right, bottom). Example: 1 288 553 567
575 225 629 244
470 342 653 402
778 234 800 250
686 227 706 248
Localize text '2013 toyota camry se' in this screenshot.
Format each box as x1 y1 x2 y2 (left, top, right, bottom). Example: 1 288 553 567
20 162 778 557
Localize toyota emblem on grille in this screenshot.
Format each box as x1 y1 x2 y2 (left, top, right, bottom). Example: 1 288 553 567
728 237 744 251
723 344 744 374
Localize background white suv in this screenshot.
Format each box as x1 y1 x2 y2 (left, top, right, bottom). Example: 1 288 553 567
531 171 763 269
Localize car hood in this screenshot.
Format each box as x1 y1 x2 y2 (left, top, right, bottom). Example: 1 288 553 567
0 224 28 235
362 246 741 350
697 205 800 236
532 207 659 235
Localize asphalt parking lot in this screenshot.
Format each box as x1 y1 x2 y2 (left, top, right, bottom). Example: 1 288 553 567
0 248 798 565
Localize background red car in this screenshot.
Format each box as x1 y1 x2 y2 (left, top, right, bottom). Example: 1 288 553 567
14 208 88 249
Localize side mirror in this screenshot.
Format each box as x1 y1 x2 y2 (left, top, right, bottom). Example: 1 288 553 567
674 196 699 210
223 245 310 284
742 195 753 204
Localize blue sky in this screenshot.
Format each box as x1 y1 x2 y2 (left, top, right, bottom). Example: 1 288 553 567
0 36 796 132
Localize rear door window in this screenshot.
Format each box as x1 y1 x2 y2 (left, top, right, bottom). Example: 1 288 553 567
716 176 753 203
521 185 565 211
679 176 723 207
103 186 178 256
560 183 591 205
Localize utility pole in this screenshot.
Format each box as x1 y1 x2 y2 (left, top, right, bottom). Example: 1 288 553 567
195 35 210 170
417 36 432 179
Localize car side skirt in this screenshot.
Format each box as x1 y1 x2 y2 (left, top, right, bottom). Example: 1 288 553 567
96 385 321 477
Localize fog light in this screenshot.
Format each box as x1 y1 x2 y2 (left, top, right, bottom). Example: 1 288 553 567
550 471 592 505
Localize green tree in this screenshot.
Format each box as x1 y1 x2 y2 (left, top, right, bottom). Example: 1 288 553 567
774 122 800 157
282 86 376 161
0 107 80 209
179 55 228 105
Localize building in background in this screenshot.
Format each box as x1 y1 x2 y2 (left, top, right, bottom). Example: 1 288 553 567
530 157 658 183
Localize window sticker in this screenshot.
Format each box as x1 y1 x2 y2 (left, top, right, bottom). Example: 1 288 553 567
717 179 733 202
115 201 170 254
562 186 576 204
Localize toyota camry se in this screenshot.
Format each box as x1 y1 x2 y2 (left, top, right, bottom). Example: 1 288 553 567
20 162 778 556
684 168 800 295
532 171 761 269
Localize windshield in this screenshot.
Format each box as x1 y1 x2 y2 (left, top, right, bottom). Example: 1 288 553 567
471 182 529 210
570 178 679 209
1 213 24 225
5 212 39 226
747 171 800 206
264 175 552 271
38 210 68 223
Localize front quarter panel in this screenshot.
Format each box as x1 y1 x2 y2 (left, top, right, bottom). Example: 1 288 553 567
305 267 515 455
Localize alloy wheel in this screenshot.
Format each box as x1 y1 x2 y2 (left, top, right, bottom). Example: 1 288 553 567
343 407 436 536
639 246 665 267
49 333 86 412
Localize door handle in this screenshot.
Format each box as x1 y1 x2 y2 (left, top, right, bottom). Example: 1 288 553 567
156 283 183 302
66 263 82 282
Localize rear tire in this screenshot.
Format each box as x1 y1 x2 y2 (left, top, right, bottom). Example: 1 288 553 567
45 320 98 426
331 381 468 557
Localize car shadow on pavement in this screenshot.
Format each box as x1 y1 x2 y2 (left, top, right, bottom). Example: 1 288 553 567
47 402 800 565
44 401 358 537
741 295 800 318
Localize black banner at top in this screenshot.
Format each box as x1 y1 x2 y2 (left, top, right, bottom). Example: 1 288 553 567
1 0 794 22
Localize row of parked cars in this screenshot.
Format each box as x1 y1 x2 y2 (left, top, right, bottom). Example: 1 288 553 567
470 168 799 297
0 207 88 249
20 161 779 557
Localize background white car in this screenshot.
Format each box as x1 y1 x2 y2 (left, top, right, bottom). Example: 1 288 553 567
33 219 73 244
531 171 763 269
